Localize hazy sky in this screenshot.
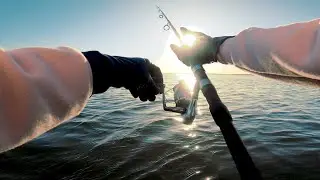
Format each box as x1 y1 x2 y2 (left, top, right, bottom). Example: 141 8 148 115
1 0 319 73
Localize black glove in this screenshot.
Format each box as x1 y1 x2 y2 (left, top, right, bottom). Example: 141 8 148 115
170 27 234 66
83 51 163 101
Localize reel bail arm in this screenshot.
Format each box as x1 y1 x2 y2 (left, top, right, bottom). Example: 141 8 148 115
162 92 186 114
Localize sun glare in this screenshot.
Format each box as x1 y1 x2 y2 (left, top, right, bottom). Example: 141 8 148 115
177 73 196 91
181 34 196 47
166 26 202 47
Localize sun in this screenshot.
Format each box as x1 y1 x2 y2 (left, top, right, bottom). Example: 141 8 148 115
167 33 196 47
181 34 196 47
165 26 202 47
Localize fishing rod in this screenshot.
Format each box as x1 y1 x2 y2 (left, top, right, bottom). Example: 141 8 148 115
157 5 200 125
157 6 262 180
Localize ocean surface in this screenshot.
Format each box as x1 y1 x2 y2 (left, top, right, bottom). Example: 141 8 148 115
0 74 319 180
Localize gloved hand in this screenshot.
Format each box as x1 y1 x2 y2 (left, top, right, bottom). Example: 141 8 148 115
83 51 163 101
170 27 234 66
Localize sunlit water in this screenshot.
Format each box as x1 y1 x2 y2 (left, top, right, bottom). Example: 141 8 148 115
1 74 320 180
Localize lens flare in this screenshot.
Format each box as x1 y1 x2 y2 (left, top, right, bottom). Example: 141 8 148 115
182 34 196 47
177 73 196 92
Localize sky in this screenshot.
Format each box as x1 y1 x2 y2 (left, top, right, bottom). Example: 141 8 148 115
1 0 320 73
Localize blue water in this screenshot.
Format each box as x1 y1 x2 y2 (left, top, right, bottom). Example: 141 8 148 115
0 74 319 180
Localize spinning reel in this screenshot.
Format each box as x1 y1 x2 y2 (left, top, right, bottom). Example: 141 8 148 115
162 80 200 125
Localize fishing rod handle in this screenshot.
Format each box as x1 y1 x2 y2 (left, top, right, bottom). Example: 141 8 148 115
191 65 262 180
191 65 232 127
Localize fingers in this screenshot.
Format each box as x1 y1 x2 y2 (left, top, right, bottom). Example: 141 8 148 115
129 78 161 102
139 96 148 102
148 62 163 84
130 86 155 102
180 27 205 37
129 88 139 98
137 84 158 102
147 62 164 94
128 59 164 102
139 94 156 102
148 95 156 101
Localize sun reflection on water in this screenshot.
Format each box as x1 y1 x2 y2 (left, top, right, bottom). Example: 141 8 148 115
183 122 197 130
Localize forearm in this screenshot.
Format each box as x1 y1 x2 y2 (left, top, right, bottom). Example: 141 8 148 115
82 51 150 92
0 47 92 152
218 19 320 85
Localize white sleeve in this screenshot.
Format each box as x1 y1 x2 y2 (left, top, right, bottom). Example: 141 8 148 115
0 47 93 152
218 19 320 85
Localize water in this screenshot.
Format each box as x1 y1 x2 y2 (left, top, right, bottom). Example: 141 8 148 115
0 74 320 180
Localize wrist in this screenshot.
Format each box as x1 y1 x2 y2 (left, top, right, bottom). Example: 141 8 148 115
213 36 235 62
217 37 234 64
82 51 114 94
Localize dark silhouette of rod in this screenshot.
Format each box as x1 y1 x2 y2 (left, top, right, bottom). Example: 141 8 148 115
192 65 262 180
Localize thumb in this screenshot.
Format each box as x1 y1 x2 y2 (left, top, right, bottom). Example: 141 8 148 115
170 44 182 58
170 44 191 66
